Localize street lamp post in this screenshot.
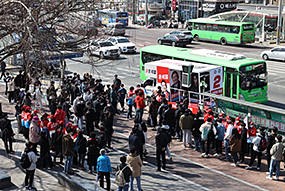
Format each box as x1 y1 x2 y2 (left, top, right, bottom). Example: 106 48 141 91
276 0 283 45
145 0 148 25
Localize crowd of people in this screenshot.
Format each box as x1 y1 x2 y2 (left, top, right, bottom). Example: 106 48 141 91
0 69 284 191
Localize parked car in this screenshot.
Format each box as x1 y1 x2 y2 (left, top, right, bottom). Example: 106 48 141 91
103 23 125 36
57 34 77 49
157 34 188 47
78 25 98 37
108 36 136 54
86 39 120 59
169 30 193 44
261 46 285 61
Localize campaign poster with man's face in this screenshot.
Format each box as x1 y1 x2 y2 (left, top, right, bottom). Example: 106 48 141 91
157 66 170 100
170 69 182 102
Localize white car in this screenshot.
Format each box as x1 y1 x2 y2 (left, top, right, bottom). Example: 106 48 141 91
108 36 136 54
261 46 285 61
86 40 120 59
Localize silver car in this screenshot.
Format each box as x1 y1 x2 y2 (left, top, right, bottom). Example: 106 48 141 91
261 46 285 61
103 23 125 36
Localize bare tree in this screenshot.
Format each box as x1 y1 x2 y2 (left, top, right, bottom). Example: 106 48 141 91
0 0 109 78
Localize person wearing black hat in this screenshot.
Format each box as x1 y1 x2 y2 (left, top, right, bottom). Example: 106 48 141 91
87 132 100 174
22 142 38 190
239 123 248 163
0 113 14 154
116 156 132 191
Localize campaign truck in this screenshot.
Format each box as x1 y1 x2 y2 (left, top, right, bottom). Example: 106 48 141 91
141 59 223 113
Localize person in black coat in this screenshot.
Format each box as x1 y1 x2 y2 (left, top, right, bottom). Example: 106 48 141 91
49 93 57 115
133 122 145 160
76 130 87 169
62 98 71 122
97 127 107 150
155 127 168 171
51 125 63 164
174 104 184 141
75 98 85 131
182 91 189 110
103 111 114 148
87 132 100 173
163 104 175 136
192 117 204 151
117 155 132 191
39 131 53 169
0 113 14 154
84 102 95 136
93 96 103 129
266 127 278 173
239 123 248 163
128 127 142 156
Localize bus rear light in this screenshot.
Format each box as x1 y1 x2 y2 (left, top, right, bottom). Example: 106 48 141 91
241 34 243 40
176 39 180 41
116 18 118 22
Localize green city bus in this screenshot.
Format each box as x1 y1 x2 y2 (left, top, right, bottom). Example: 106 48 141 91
187 19 255 45
140 45 268 103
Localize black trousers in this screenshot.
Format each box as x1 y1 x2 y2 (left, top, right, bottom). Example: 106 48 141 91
249 150 262 167
156 149 166 170
119 100 124 110
31 142 38 155
53 145 63 163
112 101 119 114
202 140 211 155
106 131 112 147
99 171 110 190
215 139 222 154
94 114 100 128
2 136 12 152
73 150 78 165
42 152 53 168
78 153 85 168
25 169 35 187
232 151 238 164
86 121 94 136
8 91 14 103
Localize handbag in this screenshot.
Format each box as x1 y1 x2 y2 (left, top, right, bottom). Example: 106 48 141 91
227 145 232 153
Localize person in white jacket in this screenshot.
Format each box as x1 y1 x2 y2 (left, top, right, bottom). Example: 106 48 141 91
7 77 15 104
35 84 43 110
22 142 38 190
224 120 234 161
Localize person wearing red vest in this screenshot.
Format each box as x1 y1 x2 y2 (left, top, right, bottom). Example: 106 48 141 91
54 105 66 123
224 115 231 130
135 84 145 100
247 122 257 157
204 109 214 122
40 113 49 136
127 87 135 98
234 117 241 133
47 115 57 138
135 91 146 123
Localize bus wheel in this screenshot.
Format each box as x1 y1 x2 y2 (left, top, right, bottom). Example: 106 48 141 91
158 40 162 45
220 38 227 45
262 54 269 60
194 35 199 41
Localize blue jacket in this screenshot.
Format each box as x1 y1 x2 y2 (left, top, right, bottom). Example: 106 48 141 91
216 122 225 141
97 155 112 172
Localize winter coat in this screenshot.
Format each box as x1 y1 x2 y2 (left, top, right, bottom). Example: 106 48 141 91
75 103 85 118
84 107 95 124
35 87 42 100
216 122 225 141
229 136 241 152
87 139 99 166
192 119 203 138
0 118 13 139
51 131 63 147
163 108 175 128
22 148 38 171
110 89 118 103
29 121 40 143
62 102 71 118
7 80 15 92
93 100 102 114
127 153 142 177
252 134 266 152
39 136 50 158
148 100 160 117
76 135 87 154
155 131 168 150
175 108 184 129
240 128 248 152
270 142 285 161
267 133 277 153
62 134 75 156
97 154 112 172
135 96 145 109
179 113 193 130
129 134 142 155
200 122 216 141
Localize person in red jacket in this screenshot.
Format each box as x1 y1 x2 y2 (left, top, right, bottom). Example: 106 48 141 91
47 115 57 138
135 91 146 123
234 117 241 133
54 105 66 123
247 122 257 156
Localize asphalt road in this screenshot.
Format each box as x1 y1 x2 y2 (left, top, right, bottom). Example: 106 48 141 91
66 26 285 109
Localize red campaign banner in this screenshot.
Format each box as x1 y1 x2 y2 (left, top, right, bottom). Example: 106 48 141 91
172 0 176 10
157 66 169 83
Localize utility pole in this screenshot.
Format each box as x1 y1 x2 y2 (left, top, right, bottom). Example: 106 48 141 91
277 0 283 45
145 0 148 25
137 0 140 22
132 0 136 24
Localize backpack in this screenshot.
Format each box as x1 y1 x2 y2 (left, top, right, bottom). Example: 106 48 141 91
207 125 215 141
115 165 128 187
127 97 132 106
258 136 267 152
19 151 31 169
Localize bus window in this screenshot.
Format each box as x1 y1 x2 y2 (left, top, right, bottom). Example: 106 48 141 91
232 74 237 99
117 12 128 17
206 24 212 31
242 24 254 31
213 24 218 31
240 63 267 91
188 22 193 30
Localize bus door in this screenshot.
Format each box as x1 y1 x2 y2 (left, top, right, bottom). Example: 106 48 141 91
224 67 237 99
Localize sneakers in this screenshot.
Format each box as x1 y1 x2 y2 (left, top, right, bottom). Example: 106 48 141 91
245 166 252 170
255 166 260 170
201 153 206 157
275 176 279 181
266 172 270 175
204 155 209 158
266 176 273 180
231 163 239 167
213 153 219 157
28 187 37 190
156 168 161 171
181 144 186 148
169 157 173 162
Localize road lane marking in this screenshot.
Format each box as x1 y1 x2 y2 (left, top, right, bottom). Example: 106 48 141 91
114 131 269 191
113 147 211 191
